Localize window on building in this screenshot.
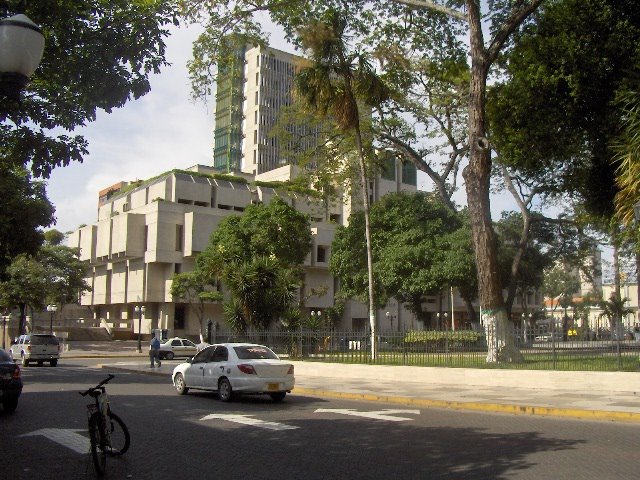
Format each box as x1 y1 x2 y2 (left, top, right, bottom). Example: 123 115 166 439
174 304 186 330
174 263 181 274
317 245 327 263
144 225 148 251
175 224 183 251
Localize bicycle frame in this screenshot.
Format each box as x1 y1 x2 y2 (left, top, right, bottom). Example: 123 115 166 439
80 374 130 475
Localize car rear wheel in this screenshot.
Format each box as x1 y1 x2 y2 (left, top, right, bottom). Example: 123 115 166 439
270 392 286 403
218 378 233 402
50 359 58 367
2 396 18 413
174 373 189 395
165 352 174 360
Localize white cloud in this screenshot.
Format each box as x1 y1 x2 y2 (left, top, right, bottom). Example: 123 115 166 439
47 24 213 233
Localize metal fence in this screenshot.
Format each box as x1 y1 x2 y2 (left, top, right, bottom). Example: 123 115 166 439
217 326 640 372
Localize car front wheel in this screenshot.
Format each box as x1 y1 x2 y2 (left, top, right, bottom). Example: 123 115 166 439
2 396 19 413
165 352 174 360
218 378 233 402
174 373 189 395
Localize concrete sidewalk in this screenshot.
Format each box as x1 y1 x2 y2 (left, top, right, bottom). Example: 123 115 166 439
62 340 640 424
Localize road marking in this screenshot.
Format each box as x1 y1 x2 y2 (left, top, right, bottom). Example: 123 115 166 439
314 408 420 422
20 428 88 454
200 414 299 430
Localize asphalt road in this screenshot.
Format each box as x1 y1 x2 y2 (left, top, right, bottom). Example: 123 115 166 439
2 359 639 480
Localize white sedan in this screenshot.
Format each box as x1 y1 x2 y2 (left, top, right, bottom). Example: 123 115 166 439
171 343 294 402
159 337 199 360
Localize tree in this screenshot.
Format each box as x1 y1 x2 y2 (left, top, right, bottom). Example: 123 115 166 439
613 89 640 226
223 256 300 332
598 294 634 337
179 0 545 361
330 192 477 327
494 212 555 317
37 242 91 319
198 197 312 331
294 9 391 357
1 0 177 178
0 255 47 335
398 0 543 362
489 0 640 308
542 264 581 329
0 165 54 279
170 269 222 341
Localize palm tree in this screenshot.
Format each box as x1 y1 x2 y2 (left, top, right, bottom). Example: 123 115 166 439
613 89 640 226
295 9 389 358
598 294 634 338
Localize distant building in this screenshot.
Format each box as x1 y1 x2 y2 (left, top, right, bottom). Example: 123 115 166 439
214 43 319 175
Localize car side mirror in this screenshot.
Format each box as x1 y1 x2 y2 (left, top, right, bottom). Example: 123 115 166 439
186 357 193 364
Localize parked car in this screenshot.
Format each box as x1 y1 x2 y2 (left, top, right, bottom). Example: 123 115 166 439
9 334 60 366
0 349 23 412
159 337 199 360
534 332 562 342
172 343 295 402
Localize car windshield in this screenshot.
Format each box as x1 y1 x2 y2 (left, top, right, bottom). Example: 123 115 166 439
234 345 278 360
30 335 59 345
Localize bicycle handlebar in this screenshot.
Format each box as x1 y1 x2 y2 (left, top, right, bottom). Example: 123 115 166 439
80 374 115 396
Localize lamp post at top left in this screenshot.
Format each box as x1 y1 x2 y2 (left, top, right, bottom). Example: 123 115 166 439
0 11 45 101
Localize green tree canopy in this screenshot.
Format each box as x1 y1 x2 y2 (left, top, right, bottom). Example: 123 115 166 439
1 0 177 177
489 0 640 219
198 197 312 331
0 165 54 279
0 254 48 334
330 191 476 325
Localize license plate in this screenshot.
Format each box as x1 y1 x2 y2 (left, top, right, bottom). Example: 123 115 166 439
267 383 279 391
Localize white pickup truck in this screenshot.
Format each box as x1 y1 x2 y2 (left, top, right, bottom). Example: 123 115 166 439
9 334 61 366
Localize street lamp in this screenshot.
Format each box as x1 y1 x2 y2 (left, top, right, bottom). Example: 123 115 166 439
46 304 57 334
385 311 394 332
0 11 45 101
135 305 146 353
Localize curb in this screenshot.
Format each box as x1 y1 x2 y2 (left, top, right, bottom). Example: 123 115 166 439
291 387 640 424
97 363 640 424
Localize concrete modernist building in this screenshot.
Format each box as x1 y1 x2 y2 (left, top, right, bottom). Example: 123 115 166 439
68 163 418 337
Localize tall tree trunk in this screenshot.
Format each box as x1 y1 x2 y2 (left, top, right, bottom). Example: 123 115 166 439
354 128 377 359
462 1 521 363
611 237 621 332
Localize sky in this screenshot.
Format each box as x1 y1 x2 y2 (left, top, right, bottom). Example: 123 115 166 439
46 22 515 235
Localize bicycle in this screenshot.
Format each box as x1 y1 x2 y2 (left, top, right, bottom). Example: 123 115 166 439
80 374 130 476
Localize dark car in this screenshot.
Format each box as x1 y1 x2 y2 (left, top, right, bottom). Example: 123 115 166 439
0 348 23 413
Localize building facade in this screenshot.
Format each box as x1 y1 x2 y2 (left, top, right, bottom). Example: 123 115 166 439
214 43 319 175
68 163 420 338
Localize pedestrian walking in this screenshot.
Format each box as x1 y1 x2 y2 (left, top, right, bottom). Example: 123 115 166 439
149 335 161 368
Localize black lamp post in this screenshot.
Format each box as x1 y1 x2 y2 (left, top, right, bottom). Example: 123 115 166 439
135 305 145 353
46 304 57 334
0 11 45 101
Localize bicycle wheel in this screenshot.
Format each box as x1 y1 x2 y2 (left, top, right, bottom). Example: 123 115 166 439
88 412 107 476
106 411 130 456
